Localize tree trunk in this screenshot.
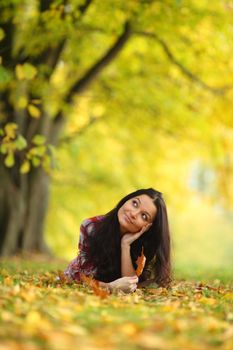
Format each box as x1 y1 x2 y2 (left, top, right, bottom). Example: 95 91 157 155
0 162 51 256
0 13 131 257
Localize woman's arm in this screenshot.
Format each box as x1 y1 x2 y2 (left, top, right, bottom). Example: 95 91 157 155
98 281 112 291
120 223 151 278
99 276 139 293
121 242 137 277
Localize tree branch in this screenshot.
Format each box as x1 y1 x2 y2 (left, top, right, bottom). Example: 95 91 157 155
65 21 132 104
24 0 93 73
40 0 53 12
43 0 93 72
0 19 14 68
41 0 93 71
135 31 232 96
52 21 131 128
79 0 93 13
59 115 102 145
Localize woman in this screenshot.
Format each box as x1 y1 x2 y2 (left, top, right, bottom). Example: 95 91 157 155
64 188 172 293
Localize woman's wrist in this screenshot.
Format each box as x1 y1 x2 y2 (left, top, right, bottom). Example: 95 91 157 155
121 240 130 249
99 281 112 292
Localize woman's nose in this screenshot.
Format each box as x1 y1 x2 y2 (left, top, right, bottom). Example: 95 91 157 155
130 210 139 219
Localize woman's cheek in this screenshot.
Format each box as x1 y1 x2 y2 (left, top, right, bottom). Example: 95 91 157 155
134 222 144 232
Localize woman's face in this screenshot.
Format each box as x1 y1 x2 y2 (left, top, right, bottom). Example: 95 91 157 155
117 194 157 235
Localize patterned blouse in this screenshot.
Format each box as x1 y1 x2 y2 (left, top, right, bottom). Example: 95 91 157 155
64 215 154 283
64 215 104 281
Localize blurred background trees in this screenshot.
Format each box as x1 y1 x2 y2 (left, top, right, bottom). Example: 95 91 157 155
0 1 232 271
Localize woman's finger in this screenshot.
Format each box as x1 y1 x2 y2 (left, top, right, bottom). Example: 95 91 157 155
129 276 138 282
134 231 143 239
130 285 137 292
140 223 151 234
130 280 137 285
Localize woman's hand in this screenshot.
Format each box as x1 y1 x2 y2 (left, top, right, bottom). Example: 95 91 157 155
109 276 139 293
121 223 152 247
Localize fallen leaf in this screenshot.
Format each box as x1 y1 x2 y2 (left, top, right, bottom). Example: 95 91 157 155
136 246 146 277
80 273 110 299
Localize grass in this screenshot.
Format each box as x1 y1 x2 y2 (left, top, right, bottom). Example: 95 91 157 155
0 256 232 350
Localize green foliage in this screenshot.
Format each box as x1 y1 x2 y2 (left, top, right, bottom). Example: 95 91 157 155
0 1 232 259
15 63 38 80
0 123 27 167
27 104 41 118
14 135 27 150
20 160 30 174
32 134 46 145
4 151 14 167
0 122 54 173
0 27 5 41
0 66 12 84
23 140 54 174
0 0 232 193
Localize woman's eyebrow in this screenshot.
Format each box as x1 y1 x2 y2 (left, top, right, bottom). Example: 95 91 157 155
136 197 152 220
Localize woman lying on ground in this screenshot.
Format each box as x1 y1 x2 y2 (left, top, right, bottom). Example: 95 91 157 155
64 188 172 293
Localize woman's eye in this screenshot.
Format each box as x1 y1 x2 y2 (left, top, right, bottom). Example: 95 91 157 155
132 200 138 207
142 213 148 221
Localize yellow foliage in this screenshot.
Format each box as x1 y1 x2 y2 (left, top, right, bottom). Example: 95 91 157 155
20 160 31 174
15 63 37 80
27 104 41 119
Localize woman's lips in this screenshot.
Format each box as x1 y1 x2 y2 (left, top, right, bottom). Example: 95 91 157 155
124 214 133 225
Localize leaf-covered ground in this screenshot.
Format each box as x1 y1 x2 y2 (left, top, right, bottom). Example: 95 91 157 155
0 257 232 350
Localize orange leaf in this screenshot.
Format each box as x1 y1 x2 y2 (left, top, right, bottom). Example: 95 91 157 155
80 273 110 299
135 246 146 277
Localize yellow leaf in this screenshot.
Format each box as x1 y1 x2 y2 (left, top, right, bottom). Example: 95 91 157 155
20 160 31 174
4 152 15 167
21 289 37 303
202 316 228 331
13 284 20 294
23 63 37 79
136 333 167 349
15 63 37 80
15 64 25 80
223 293 233 301
119 323 138 336
62 324 87 336
160 304 177 312
32 134 46 145
0 28 5 41
199 296 217 305
29 145 46 157
26 311 41 324
4 123 18 139
31 157 41 167
226 312 233 322
1 311 12 321
4 276 13 286
172 319 189 332
17 96 28 109
28 104 41 118
0 268 8 276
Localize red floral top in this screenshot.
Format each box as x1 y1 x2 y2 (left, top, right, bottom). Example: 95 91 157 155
64 215 104 281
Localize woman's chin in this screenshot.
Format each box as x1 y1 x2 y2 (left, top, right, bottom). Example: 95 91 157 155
119 221 140 234
128 228 140 234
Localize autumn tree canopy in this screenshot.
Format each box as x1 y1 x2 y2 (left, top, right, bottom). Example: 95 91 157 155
0 0 232 256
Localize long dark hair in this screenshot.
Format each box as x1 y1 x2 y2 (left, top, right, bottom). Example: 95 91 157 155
88 188 172 288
